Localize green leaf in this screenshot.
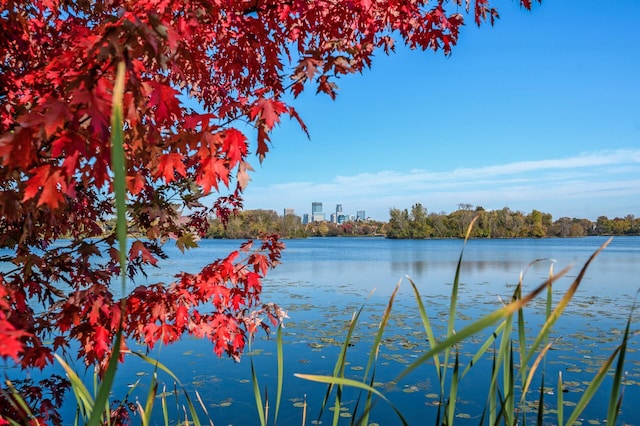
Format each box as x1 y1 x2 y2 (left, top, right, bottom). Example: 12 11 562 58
175 232 200 254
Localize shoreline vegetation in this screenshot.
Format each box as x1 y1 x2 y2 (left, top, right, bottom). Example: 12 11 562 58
104 203 639 240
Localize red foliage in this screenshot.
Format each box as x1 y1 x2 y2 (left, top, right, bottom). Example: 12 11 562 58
0 0 540 423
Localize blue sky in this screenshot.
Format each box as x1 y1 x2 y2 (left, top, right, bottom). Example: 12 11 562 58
240 0 640 221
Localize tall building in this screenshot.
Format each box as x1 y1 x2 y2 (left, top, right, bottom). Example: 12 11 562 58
335 204 343 223
312 202 324 222
356 210 366 221
302 213 309 224
283 208 295 217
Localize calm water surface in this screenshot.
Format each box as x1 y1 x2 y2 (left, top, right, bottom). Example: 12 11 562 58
4 237 640 425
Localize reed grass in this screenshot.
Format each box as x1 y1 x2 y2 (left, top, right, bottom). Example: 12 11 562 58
293 226 631 426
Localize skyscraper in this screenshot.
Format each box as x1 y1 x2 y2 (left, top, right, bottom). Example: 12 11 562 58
312 202 324 222
335 204 343 223
356 210 366 221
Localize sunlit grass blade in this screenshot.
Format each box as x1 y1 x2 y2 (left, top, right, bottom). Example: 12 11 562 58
2 380 36 425
126 350 184 385
302 394 307 426
520 342 552 407
181 387 204 426
294 374 408 426
54 354 94 418
194 390 215 426
141 372 159 426
564 343 622 426
161 384 169 426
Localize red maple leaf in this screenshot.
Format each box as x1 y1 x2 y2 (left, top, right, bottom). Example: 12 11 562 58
93 326 110 359
249 97 288 130
155 152 187 184
149 81 182 125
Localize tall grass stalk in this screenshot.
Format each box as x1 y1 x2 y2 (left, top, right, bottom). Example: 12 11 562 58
52 61 211 426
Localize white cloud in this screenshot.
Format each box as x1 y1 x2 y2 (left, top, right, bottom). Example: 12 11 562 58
242 149 640 220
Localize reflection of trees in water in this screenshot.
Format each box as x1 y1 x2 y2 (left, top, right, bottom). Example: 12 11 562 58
390 259 527 278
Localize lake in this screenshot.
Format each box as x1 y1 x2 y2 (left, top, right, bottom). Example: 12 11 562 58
4 236 640 425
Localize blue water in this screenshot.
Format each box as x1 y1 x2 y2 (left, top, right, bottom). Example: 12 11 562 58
2 236 639 425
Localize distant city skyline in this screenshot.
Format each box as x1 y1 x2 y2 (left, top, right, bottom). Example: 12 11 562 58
282 202 367 224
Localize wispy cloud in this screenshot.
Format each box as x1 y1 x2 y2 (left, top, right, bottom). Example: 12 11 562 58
243 149 640 220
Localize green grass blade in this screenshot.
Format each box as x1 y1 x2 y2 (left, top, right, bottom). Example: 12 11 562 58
445 349 460 426
126 350 184 385
505 340 515 425
316 303 366 423
489 344 498 425
87 331 123 425
359 366 378 426
181 388 203 426
141 372 158 426
54 354 94 417
363 279 400 381
161 385 169 426
111 62 128 296
545 263 554 323
557 371 564 425
331 389 341 426
356 279 400 425
408 277 442 379
442 217 478 389
86 59 128 426
195 390 215 426
2 380 36 424
536 374 545 426
294 374 408 426
442 216 479 391
606 295 635 424
564 345 621 426
516 278 528 390
250 353 266 426
275 324 284 425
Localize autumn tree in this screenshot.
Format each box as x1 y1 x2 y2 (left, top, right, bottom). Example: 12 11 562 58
0 0 541 422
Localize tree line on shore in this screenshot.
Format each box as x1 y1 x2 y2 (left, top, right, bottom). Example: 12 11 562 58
201 204 639 239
